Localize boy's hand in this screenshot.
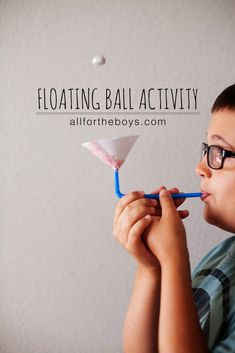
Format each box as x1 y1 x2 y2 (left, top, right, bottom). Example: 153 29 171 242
113 186 187 274
143 188 190 267
113 190 161 274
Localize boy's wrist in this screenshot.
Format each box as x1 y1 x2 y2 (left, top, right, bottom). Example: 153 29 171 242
159 245 190 269
161 255 191 279
137 264 161 281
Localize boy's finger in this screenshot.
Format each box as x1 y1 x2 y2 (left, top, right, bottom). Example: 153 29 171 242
159 189 178 218
113 191 144 224
114 196 157 226
150 186 186 208
150 186 180 194
178 210 190 219
149 185 166 194
119 204 156 238
166 188 186 208
127 215 153 247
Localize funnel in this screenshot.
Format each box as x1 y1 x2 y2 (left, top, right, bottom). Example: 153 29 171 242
81 135 202 199
81 135 139 170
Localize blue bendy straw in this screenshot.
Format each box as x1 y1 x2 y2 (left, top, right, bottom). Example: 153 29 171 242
114 169 202 199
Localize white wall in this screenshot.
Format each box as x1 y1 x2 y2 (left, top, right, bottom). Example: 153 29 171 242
1 1 235 352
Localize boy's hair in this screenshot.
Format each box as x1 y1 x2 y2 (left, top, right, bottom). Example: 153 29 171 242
211 83 235 113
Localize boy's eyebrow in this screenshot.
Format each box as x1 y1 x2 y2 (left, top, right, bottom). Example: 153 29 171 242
210 134 235 150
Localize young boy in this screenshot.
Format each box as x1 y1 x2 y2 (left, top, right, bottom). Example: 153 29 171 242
113 84 235 353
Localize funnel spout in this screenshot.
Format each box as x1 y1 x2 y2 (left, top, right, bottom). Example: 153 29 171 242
114 169 125 198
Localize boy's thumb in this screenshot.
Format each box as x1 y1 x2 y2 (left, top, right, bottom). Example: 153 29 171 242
159 188 176 217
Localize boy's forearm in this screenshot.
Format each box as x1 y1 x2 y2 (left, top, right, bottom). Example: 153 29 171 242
124 266 161 353
159 259 209 353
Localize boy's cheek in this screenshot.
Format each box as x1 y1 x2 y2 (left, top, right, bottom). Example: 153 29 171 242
223 197 235 231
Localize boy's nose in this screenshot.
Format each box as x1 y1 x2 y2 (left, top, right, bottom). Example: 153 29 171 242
195 158 212 178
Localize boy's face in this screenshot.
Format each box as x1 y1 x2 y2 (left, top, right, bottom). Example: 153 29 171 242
195 108 235 233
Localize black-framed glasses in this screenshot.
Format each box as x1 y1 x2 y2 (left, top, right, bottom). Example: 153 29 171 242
201 142 235 169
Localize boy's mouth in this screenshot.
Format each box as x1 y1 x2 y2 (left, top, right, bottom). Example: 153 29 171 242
200 190 211 201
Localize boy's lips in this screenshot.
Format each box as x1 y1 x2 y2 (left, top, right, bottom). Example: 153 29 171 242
200 190 211 201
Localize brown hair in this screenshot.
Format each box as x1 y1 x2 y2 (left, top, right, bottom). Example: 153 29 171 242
211 84 235 113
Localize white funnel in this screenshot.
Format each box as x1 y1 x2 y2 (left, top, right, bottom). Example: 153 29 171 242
81 135 139 170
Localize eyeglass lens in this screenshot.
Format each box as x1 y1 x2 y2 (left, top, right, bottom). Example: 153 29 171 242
201 143 223 169
209 146 223 168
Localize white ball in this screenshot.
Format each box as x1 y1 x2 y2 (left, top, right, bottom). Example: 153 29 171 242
92 55 106 66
